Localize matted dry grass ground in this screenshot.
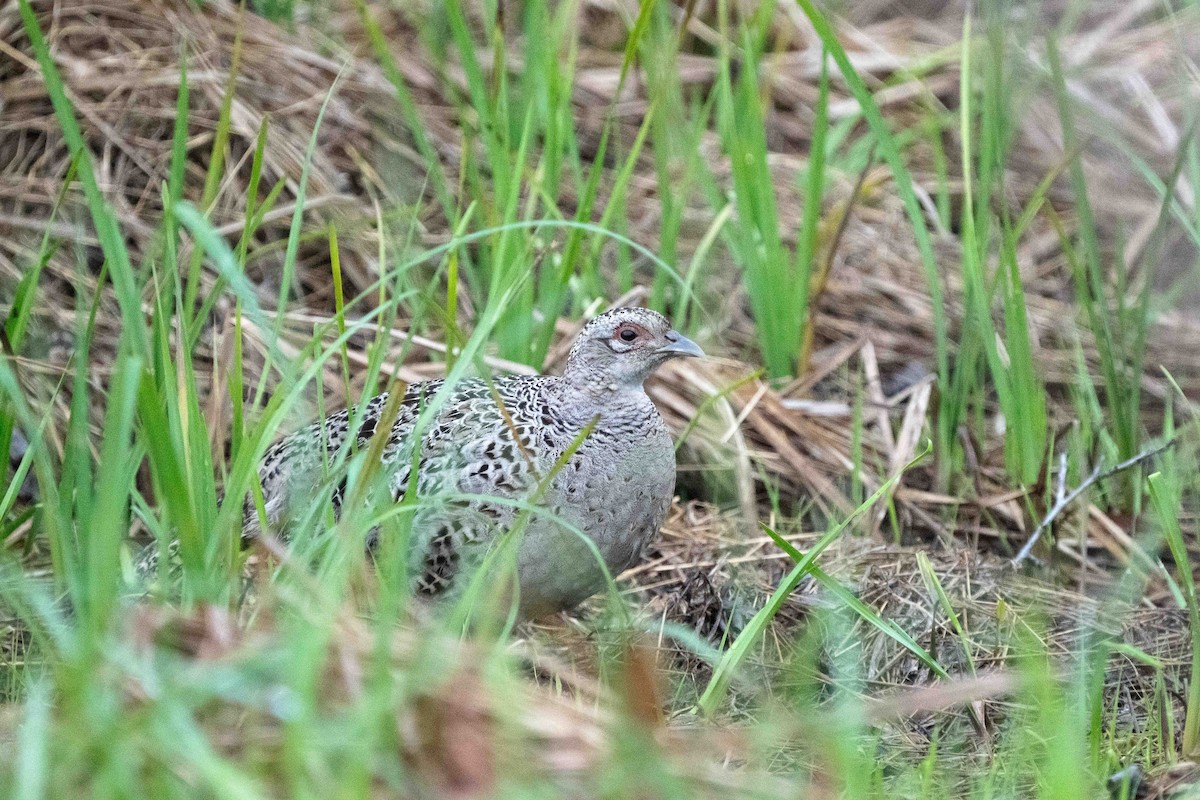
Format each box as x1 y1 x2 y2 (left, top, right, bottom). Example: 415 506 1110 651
3 0 1200 792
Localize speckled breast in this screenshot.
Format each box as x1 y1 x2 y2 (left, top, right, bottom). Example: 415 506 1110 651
512 425 676 616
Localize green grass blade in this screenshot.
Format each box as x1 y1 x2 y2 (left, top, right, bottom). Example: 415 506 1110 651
16 0 145 357
698 442 931 715
1149 470 1200 755
792 0 948 418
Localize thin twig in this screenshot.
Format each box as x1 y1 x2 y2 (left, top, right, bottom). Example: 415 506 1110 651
1013 436 1181 565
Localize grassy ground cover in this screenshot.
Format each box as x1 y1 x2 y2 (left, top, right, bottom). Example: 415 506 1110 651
1 0 1200 796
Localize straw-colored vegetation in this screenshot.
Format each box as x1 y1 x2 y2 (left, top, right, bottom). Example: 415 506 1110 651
1 0 1199 796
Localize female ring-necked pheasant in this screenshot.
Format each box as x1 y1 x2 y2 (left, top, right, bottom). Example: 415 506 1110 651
252 308 703 617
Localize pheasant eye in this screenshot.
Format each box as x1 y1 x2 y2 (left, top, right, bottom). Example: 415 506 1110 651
618 327 638 342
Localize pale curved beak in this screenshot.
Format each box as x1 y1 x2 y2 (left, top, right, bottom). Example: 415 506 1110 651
656 330 705 358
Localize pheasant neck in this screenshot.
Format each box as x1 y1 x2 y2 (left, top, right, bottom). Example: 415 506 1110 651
556 374 653 429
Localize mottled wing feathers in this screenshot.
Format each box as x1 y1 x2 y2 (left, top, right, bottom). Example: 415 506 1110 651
248 376 564 538
250 380 439 531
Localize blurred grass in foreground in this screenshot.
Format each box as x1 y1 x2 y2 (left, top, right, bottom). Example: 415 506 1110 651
1 0 1199 797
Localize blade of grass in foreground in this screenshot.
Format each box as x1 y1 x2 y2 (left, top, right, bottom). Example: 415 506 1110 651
1149 468 1200 756
697 442 932 716
13 677 50 800
1 157 78 499
82 357 144 644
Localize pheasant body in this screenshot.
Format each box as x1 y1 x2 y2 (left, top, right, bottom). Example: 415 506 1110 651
251 308 703 616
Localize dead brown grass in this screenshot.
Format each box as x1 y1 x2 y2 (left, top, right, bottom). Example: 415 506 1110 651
2 0 1200 788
